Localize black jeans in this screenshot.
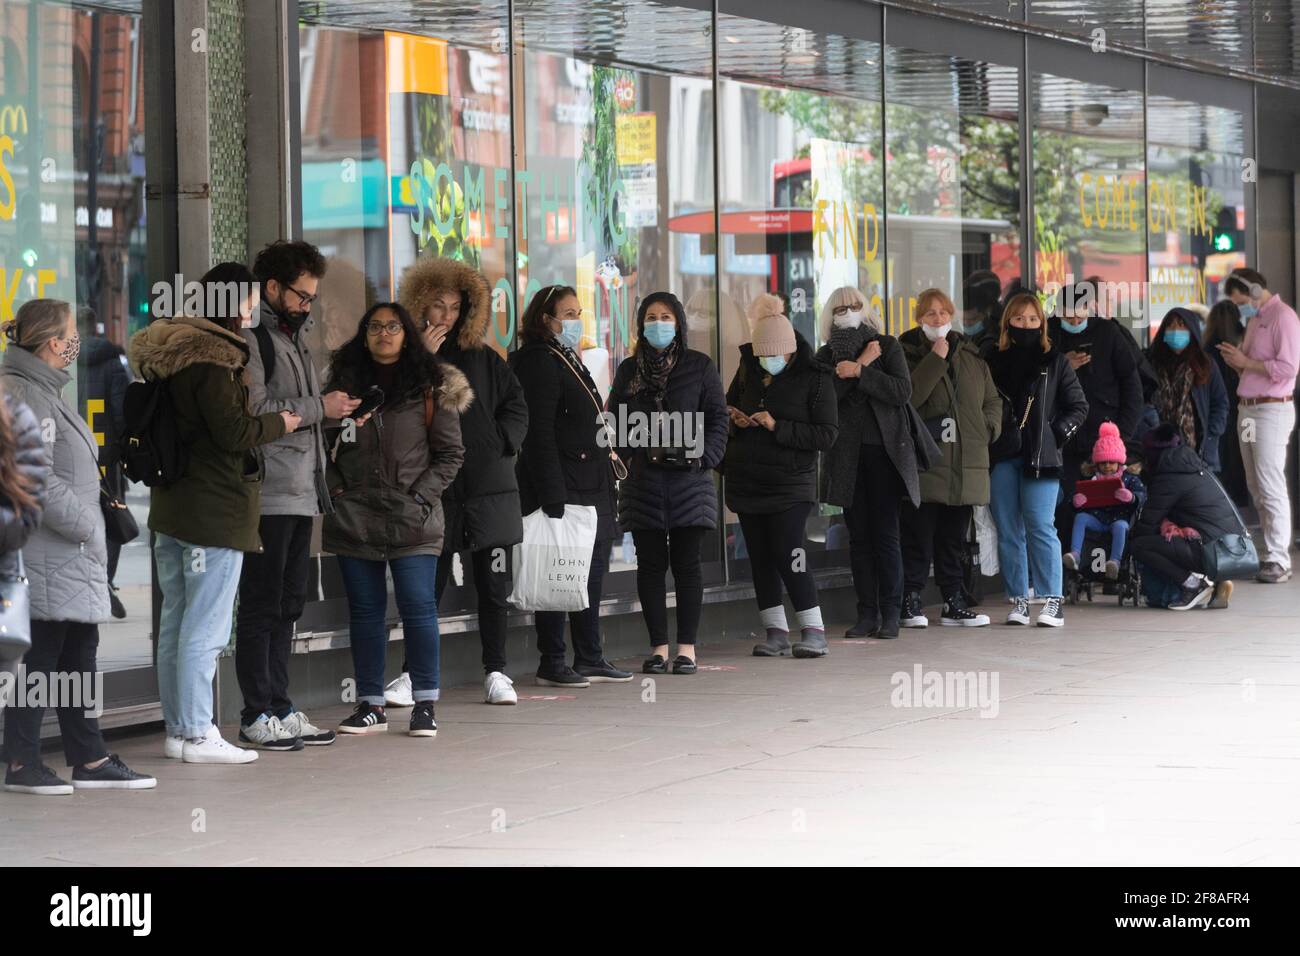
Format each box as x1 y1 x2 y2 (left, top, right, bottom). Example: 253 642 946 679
901 501 971 599
535 537 613 669
738 502 817 612
433 544 512 674
235 514 312 724
3 621 108 768
1131 534 1204 584
632 526 705 646
844 451 904 619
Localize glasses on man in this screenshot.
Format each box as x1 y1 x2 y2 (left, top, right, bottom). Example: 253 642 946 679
831 303 864 317
366 320 404 337
286 284 318 307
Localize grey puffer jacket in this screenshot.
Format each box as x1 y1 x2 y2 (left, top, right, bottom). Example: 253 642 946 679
0 346 110 623
243 316 331 516
0 390 49 577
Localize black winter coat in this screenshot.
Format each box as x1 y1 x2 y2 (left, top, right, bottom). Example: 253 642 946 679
608 347 728 531
1048 316 1143 449
510 337 619 541
0 392 48 579
441 340 529 550
722 334 838 514
77 335 131 468
1133 445 1240 543
815 333 921 509
988 346 1089 479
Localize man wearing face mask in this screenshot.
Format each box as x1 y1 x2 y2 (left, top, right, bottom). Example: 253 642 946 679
1219 268 1300 583
1048 280 1143 543
234 240 359 751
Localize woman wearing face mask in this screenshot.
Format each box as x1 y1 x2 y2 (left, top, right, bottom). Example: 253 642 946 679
897 288 1003 630
723 295 838 658
510 285 633 688
2 299 155 794
608 292 728 674
132 264 301 764
1143 308 1228 472
814 285 918 639
986 293 1088 628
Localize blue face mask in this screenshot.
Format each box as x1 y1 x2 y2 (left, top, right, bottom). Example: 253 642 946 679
1163 328 1191 352
642 321 676 349
1061 317 1088 335
558 319 583 349
963 320 983 339
1237 303 1257 324
759 355 787 376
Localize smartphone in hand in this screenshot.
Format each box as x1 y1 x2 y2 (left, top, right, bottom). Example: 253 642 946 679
350 386 385 420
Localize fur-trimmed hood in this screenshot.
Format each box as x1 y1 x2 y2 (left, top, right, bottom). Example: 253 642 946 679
397 257 492 351
128 315 249 382
434 361 475 413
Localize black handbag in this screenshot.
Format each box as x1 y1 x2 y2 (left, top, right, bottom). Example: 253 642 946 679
1200 469 1260 580
906 403 942 472
989 386 1034 461
101 480 140 546
0 551 31 659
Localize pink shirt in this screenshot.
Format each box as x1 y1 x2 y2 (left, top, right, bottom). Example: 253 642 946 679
1237 294 1300 400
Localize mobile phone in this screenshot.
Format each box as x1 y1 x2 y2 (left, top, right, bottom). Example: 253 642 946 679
728 405 751 424
350 386 385 420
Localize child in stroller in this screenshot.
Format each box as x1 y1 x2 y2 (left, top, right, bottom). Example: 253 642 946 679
1063 422 1146 599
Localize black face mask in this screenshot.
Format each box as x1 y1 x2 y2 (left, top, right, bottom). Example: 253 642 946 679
1009 326 1041 349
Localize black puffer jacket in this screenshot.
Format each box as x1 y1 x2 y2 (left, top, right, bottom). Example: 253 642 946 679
398 257 529 551
510 336 619 541
1048 316 1143 448
609 347 728 531
722 334 838 514
1133 444 1239 543
0 392 48 579
988 345 1089 479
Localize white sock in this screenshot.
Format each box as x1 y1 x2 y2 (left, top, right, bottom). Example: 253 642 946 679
759 605 788 632
1182 573 1203 588
796 606 824 631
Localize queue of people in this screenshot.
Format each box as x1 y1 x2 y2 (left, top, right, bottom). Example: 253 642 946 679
1 249 1297 795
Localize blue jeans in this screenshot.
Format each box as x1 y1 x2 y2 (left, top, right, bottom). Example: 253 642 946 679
337 554 440 706
154 534 244 740
990 460 1062 599
1070 513 1130 563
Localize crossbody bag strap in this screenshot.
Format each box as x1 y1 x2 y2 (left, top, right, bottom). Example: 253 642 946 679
547 343 628 480
1203 466 1250 537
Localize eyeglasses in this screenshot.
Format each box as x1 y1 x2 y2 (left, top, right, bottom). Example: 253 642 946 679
286 284 318 307
366 320 404 337
831 303 864 316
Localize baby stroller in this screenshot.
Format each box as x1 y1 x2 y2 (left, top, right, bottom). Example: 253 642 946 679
1064 500 1143 607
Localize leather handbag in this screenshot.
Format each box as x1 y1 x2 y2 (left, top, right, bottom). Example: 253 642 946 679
101 479 140 546
0 550 31 659
1200 469 1260 581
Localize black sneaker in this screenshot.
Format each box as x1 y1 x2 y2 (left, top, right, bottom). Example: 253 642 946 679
338 702 388 734
72 754 157 790
940 595 991 627
109 587 127 620
4 763 73 796
409 702 438 738
575 659 634 683
1169 578 1214 611
536 664 591 688
900 592 928 628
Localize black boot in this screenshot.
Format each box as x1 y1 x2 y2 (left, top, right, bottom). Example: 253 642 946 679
791 628 828 658
845 610 877 638
876 606 900 639
752 629 791 657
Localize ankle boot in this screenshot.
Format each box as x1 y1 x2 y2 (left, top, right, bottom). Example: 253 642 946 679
791 628 828 658
752 628 791 657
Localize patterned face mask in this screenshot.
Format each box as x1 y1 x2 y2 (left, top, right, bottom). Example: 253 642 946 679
57 331 81 367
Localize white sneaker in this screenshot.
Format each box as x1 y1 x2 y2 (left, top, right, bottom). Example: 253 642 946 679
384 672 414 708
1006 597 1032 625
484 671 517 705
280 710 337 745
1036 596 1065 627
237 715 303 751
182 726 259 764
164 735 185 760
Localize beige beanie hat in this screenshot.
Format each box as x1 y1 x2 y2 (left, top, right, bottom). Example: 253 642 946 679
752 313 796 357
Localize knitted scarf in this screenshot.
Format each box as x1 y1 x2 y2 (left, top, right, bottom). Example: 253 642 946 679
1154 363 1198 453
631 337 680 407
828 323 875 363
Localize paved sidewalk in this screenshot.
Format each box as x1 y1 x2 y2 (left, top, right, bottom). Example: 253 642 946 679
3 580 1299 866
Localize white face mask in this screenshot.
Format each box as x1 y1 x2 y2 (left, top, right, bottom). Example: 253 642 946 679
832 309 863 329
922 322 952 342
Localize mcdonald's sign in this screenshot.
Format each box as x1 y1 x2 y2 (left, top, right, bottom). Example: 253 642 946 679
0 104 27 136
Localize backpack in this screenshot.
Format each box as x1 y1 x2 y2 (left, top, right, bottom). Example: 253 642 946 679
121 378 188 487
251 323 276 383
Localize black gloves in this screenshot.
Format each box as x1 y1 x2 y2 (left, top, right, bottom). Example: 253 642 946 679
542 501 565 519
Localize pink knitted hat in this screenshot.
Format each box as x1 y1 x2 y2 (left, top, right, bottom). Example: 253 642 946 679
1091 421 1126 465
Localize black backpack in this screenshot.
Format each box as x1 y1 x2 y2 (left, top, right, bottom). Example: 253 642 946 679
121 378 188 487
251 323 276 383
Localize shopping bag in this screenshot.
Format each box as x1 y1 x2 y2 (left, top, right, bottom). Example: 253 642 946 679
973 504 1000 577
508 505 599 612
